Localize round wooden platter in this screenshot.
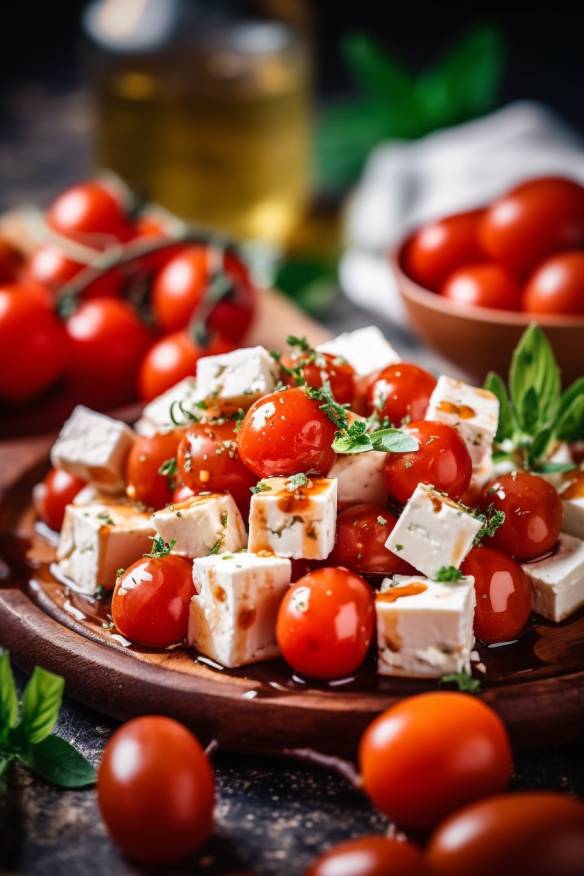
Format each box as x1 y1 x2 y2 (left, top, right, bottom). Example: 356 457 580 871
1 451 584 757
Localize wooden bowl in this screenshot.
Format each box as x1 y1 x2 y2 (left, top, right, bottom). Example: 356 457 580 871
392 243 584 384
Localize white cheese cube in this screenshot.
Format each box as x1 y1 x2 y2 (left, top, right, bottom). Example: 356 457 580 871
562 497 584 540
376 574 476 678
152 493 246 558
189 551 291 667
328 451 388 509
195 346 279 410
385 483 482 578
51 406 135 495
57 502 155 596
522 534 584 622
426 377 499 487
248 476 337 560
134 377 201 436
317 326 401 376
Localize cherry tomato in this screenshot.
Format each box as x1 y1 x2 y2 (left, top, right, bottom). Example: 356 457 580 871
441 263 522 310
304 835 430 876
36 468 86 531
359 692 512 831
403 210 485 290
523 251 584 315
0 238 23 282
0 284 68 402
384 420 472 503
177 420 256 516
97 716 214 864
112 554 194 647
366 363 436 426
480 177 584 277
276 567 375 679
133 215 184 272
126 431 182 509
427 791 584 876
138 332 233 402
65 299 152 408
47 180 133 244
480 471 563 561
329 504 415 576
461 546 532 644
237 387 337 479
24 245 125 299
280 350 356 405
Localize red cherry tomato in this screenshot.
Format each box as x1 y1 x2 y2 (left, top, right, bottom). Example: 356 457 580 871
112 554 194 647
403 210 485 290
480 471 563 561
126 431 183 509
36 468 86 531
329 504 416 576
0 284 68 402
172 482 195 503
359 692 512 831
276 567 375 679
523 251 584 315
461 546 532 644
47 180 133 244
65 299 152 408
441 263 522 310
0 238 23 282
366 363 436 426
98 716 214 864
138 332 233 402
304 835 430 876
133 215 184 272
24 245 125 299
479 176 584 277
427 792 584 876
280 350 356 405
237 387 337 479
384 420 472 503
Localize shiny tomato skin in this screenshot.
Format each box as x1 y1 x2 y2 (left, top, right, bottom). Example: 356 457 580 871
359 692 512 831
329 504 416 576
24 245 125 299
366 363 436 426
280 351 356 405
441 263 522 310
126 431 182 509
97 716 214 864
304 835 430 876
461 546 532 644
479 176 584 277
172 482 195 503
480 471 563 561
36 468 86 531
427 792 584 876
523 251 584 315
276 567 375 679
0 238 23 282
47 180 133 243
384 420 472 504
403 210 485 290
237 387 337 478
112 555 194 646
138 332 233 401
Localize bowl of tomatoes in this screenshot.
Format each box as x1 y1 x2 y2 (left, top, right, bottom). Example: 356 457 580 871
393 176 584 384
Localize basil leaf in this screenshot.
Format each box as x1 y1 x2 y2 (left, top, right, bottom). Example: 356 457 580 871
0 651 18 741
20 667 64 745
555 394 584 442
557 377 584 420
19 736 96 789
529 426 553 467
342 33 414 107
370 429 419 453
332 432 373 454
509 324 560 433
484 371 513 441
520 386 540 435
535 461 578 474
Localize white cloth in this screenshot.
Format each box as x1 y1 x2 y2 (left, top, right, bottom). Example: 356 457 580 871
340 101 584 323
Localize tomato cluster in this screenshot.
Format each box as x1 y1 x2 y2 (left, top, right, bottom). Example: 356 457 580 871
404 176 584 315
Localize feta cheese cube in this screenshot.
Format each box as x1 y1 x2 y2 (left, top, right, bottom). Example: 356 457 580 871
152 493 246 558
563 496 584 540
189 551 291 667
196 346 279 410
57 502 155 596
328 451 388 509
376 574 476 677
426 377 499 487
317 326 401 377
522 534 584 622
134 377 201 436
248 476 337 560
385 483 482 578
51 406 135 495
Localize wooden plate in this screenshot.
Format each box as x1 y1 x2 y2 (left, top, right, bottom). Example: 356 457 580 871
1 451 584 757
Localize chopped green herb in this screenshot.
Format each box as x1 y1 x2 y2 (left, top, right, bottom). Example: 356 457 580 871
305 381 350 431
395 544 404 551
97 511 114 525
376 516 388 526
286 472 311 491
194 399 208 410
472 504 506 545
286 335 311 353
208 539 223 555
441 671 481 693
115 568 125 580
144 536 176 559
220 511 229 527
436 566 463 582
158 457 178 489
250 480 271 494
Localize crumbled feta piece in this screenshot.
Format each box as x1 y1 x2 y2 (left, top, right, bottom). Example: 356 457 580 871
248 476 337 560
134 377 201 436
328 451 388 509
152 493 246 558
385 483 482 578
189 551 291 667
57 502 155 596
51 406 135 495
317 326 401 376
196 346 279 409
522 534 584 622
376 574 476 677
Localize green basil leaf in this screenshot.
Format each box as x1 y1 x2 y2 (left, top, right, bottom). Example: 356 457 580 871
535 461 578 474
370 429 419 453
509 324 560 433
529 426 553 467
20 667 64 745
557 377 584 419
19 736 96 789
554 394 584 441
0 651 18 741
332 432 373 454
484 371 513 441
521 386 540 435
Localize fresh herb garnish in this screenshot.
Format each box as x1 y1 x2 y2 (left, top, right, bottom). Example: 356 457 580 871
96 510 114 525
376 516 388 526
305 381 351 430
250 481 271 495
145 536 176 558
208 538 223 555
436 566 463 582
286 473 311 491
471 504 506 546
286 335 312 353
332 417 419 455
441 670 481 694
158 457 178 489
